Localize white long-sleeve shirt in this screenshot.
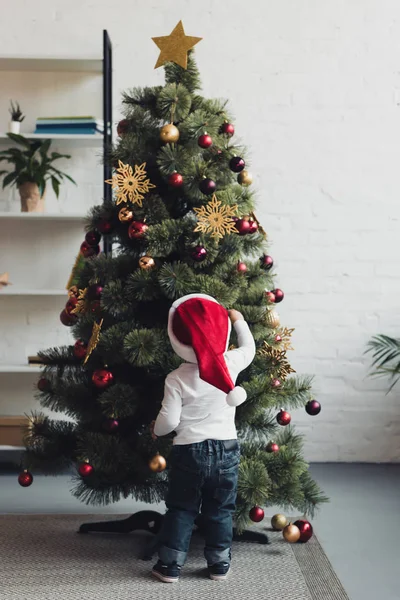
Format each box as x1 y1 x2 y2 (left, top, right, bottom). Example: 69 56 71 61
154 320 256 444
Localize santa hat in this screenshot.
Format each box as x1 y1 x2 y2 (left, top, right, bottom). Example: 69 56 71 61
168 294 247 407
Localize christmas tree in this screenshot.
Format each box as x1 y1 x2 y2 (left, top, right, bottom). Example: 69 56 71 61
23 22 327 533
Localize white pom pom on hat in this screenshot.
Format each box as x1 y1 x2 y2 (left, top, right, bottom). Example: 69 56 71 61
226 386 247 407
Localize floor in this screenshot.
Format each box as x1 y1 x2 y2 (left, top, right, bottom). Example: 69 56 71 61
0 463 399 600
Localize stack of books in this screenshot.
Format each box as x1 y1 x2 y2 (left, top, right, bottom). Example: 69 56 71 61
34 116 103 135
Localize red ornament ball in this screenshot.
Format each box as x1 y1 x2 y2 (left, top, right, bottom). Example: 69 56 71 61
80 241 100 258
90 300 101 314
92 368 114 389
128 221 148 240
293 519 313 543
103 418 119 433
198 133 213 148
221 122 235 136
60 309 77 327
191 245 207 262
117 119 129 136
87 284 103 301
273 288 284 303
199 178 216 195
266 442 280 453
78 463 94 477
65 296 78 315
306 400 321 416
249 506 265 522
277 409 291 426
265 291 276 303
247 220 258 234
73 340 87 360
229 156 245 172
275 334 282 343
235 218 251 236
97 219 113 235
85 230 101 246
18 470 33 487
237 261 247 273
168 172 183 188
260 255 274 270
37 377 50 392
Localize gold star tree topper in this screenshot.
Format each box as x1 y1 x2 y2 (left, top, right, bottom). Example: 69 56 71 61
105 161 155 207
152 20 202 69
193 194 238 239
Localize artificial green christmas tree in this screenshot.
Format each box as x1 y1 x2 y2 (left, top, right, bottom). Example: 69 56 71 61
23 22 327 536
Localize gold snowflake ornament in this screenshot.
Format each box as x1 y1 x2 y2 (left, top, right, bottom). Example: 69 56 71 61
276 327 295 352
71 288 89 315
84 319 103 365
258 341 296 381
105 160 156 207
193 194 238 239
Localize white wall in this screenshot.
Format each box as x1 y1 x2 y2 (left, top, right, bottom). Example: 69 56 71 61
0 0 399 461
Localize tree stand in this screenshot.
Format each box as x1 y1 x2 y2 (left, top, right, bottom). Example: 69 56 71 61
78 510 269 559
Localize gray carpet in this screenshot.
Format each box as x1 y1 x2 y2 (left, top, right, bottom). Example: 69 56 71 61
0 515 349 600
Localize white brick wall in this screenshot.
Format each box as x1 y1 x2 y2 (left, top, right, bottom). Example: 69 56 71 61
0 0 399 461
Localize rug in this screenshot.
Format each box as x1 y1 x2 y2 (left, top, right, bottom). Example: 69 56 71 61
0 514 349 600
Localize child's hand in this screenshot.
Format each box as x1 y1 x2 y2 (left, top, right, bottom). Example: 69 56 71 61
228 309 244 323
150 420 158 440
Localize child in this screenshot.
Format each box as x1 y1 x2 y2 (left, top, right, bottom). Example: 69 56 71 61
151 293 255 583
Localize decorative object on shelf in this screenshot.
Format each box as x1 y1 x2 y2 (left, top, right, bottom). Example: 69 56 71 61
118 207 134 222
84 319 103 365
168 172 183 187
199 177 216 195
0 134 76 213
229 156 245 172
139 255 156 270
276 409 291 426
260 254 273 270
128 220 148 240
148 453 167 472
105 160 155 206
271 513 287 530
258 342 296 381
78 462 94 477
34 116 103 136
275 327 295 351
266 442 280 453
293 519 313 543
92 368 114 389
8 100 25 134
305 399 321 416
85 230 101 246
193 194 238 239
237 170 253 186
221 122 235 137
264 309 280 329
159 123 180 144
273 288 284 303
191 245 207 262
0 272 11 290
18 470 33 487
152 20 202 70
71 287 89 316
283 523 301 543
237 261 247 273
198 133 213 148
249 505 265 522
65 253 86 291
73 340 88 360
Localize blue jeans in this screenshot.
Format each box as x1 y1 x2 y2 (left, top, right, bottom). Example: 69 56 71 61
158 439 240 567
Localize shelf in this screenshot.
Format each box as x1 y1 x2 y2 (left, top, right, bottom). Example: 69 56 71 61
0 289 66 296
0 133 103 146
0 56 103 73
0 212 85 221
0 445 24 451
0 365 43 373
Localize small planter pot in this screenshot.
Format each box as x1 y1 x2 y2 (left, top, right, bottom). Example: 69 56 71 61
9 121 21 134
19 182 45 213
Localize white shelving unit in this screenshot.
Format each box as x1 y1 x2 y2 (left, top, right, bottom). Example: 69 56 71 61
0 133 102 147
0 212 85 220
0 56 102 72
0 365 43 373
1 288 66 296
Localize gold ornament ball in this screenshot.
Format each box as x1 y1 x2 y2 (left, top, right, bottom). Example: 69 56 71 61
160 124 180 144
271 513 288 531
149 454 167 473
265 309 280 329
238 170 253 186
283 523 301 543
139 256 155 270
118 207 134 223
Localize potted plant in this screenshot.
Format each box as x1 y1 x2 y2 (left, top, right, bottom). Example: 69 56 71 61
8 101 25 134
366 334 400 392
0 133 76 212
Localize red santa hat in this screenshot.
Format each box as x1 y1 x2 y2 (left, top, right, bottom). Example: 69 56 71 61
167 294 247 407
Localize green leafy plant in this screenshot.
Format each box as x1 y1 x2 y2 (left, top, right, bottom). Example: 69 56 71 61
9 100 25 122
365 334 400 392
0 133 76 197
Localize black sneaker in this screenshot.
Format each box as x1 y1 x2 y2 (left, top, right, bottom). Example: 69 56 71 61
208 562 230 581
152 560 181 583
